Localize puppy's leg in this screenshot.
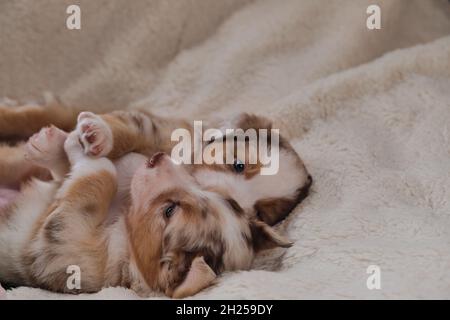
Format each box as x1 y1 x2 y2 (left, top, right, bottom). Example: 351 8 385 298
0 124 70 185
58 130 117 225
0 102 78 139
24 126 70 181
0 143 49 187
76 110 190 159
24 131 117 292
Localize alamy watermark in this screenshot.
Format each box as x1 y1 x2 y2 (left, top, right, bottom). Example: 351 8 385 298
66 265 81 290
66 5 81 30
171 121 280 175
366 5 381 30
366 265 381 290
66 4 381 31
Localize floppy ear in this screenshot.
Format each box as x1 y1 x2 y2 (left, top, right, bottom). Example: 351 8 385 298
168 256 217 299
250 219 293 252
234 113 272 131
254 196 299 226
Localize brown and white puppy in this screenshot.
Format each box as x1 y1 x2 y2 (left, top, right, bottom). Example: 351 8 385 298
0 103 312 226
0 124 292 298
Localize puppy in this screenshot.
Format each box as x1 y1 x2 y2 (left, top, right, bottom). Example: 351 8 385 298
0 102 312 226
0 125 292 298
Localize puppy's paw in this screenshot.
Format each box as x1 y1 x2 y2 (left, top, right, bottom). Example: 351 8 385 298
25 125 67 165
76 112 113 157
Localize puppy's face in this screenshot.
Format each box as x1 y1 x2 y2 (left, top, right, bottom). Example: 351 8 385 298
193 113 313 226
127 152 292 298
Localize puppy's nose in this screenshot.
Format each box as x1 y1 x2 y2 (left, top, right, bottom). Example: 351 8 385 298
147 152 166 168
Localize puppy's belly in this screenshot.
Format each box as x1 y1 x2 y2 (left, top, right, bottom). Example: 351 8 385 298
0 188 19 212
104 152 146 224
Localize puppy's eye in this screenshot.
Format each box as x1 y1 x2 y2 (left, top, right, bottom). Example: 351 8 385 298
164 203 177 218
233 159 245 173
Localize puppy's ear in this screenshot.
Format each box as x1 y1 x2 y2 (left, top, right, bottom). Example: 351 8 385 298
250 219 293 252
234 113 272 131
254 197 299 226
255 175 313 226
168 256 216 299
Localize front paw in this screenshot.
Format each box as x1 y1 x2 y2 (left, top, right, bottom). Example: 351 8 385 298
76 112 113 157
25 125 68 164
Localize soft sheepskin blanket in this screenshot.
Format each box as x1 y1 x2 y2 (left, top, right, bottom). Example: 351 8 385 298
1 0 450 299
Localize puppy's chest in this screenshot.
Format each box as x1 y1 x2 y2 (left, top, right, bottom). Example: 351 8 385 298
0 188 19 216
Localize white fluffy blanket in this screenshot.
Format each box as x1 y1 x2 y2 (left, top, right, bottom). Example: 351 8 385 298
1 0 450 299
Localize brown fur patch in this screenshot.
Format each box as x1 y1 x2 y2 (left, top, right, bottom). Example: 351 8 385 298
234 113 273 133
101 110 191 160
224 198 244 216
249 219 293 252
43 215 65 244
64 170 117 223
254 175 312 225
0 104 78 139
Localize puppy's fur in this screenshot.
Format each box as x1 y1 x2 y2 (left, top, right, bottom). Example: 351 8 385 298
0 124 292 297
